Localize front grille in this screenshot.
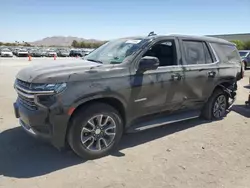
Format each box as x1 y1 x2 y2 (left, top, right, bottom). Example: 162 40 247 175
15 79 36 110
16 79 31 90
15 79 54 110
18 94 37 110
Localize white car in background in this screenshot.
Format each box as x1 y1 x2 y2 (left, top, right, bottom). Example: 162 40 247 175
17 49 29 57
83 48 95 56
0 48 13 57
46 50 57 57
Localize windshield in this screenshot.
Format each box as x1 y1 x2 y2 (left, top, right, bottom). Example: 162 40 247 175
19 49 27 52
84 38 148 64
239 51 249 57
1 49 11 52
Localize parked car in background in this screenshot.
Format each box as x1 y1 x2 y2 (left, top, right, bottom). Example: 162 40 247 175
41 50 47 57
14 34 242 159
13 48 20 56
57 50 70 57
239 50 250 69
69 49 83 57
46 50 57 57
17 49 29 57
0 48 13 57
82 48 95 56
30 50 43 57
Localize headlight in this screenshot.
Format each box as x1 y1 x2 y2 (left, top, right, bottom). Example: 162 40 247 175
32 83 67 93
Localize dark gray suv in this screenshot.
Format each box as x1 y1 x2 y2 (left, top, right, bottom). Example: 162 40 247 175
13 34 242 159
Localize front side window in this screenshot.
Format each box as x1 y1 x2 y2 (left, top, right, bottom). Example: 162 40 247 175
142 40 177 66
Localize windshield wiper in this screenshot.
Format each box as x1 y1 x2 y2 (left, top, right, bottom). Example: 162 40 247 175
86 59 103 64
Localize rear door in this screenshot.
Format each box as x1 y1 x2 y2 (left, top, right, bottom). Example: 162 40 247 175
179 39 219 110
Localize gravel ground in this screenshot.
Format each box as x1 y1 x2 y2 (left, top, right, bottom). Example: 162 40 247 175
0 58 250 188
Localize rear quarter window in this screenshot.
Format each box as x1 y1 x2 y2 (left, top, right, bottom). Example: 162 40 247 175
210 43 241 64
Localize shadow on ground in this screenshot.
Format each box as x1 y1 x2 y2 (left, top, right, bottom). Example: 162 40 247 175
0 127 83 179
0 118 208 178
231 105 250 118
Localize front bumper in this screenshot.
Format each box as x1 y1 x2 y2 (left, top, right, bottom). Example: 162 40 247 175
61 53 69 56
14 100 70 149
47 54 57 57
32 54 42 57
18 53 28 57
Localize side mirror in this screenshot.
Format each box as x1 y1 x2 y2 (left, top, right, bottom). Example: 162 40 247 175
138 56 159 72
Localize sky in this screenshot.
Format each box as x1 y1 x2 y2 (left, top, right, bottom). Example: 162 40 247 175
0 0 250 42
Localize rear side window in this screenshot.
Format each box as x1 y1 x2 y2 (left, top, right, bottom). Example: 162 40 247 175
203 43 213 64
210 43 241 63
182 41 213 65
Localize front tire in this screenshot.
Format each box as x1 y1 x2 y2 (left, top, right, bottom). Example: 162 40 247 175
68 103 123 159
201 89 228 120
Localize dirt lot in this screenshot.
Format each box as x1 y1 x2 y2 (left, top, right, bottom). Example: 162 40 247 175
0 58 250 188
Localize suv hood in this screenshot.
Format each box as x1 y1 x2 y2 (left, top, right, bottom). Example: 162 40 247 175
16 59 106 83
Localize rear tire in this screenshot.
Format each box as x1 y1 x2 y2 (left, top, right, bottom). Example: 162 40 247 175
68 102 123 159
201 89 228 120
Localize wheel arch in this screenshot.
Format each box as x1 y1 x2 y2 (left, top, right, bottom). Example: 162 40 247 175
65 94 127 144
207 80 236 102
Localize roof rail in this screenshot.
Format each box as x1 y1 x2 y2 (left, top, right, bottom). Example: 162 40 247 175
148 31 156 37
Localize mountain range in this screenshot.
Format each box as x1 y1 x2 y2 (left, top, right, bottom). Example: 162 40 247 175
29 33 250 46
30 36 102 46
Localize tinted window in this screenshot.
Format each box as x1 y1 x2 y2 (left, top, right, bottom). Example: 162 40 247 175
203 43 213 64
210 43 241 63
183 41 206 64
239 51 248 57
143 40 177 66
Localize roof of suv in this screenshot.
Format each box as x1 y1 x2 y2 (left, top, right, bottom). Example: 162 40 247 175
137 34 234 45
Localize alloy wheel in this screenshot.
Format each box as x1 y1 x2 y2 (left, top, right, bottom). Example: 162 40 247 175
80 114 116 151
213 95 227 118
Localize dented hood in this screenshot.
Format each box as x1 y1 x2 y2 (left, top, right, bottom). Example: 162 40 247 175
16 59 104 83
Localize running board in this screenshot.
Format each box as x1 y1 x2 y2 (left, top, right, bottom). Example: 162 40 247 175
127 111 200 133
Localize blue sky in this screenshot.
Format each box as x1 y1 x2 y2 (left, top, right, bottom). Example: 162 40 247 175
0 0 249 42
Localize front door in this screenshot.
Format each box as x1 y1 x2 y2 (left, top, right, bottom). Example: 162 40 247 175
127 39 184 120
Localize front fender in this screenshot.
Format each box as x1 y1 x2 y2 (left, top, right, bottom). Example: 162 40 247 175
71 91 128 111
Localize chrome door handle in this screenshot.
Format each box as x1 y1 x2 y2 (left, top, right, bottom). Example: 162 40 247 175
208 71 216 78
171 74 182 81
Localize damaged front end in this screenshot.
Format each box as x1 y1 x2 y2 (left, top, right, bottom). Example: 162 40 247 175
13 79 70 148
